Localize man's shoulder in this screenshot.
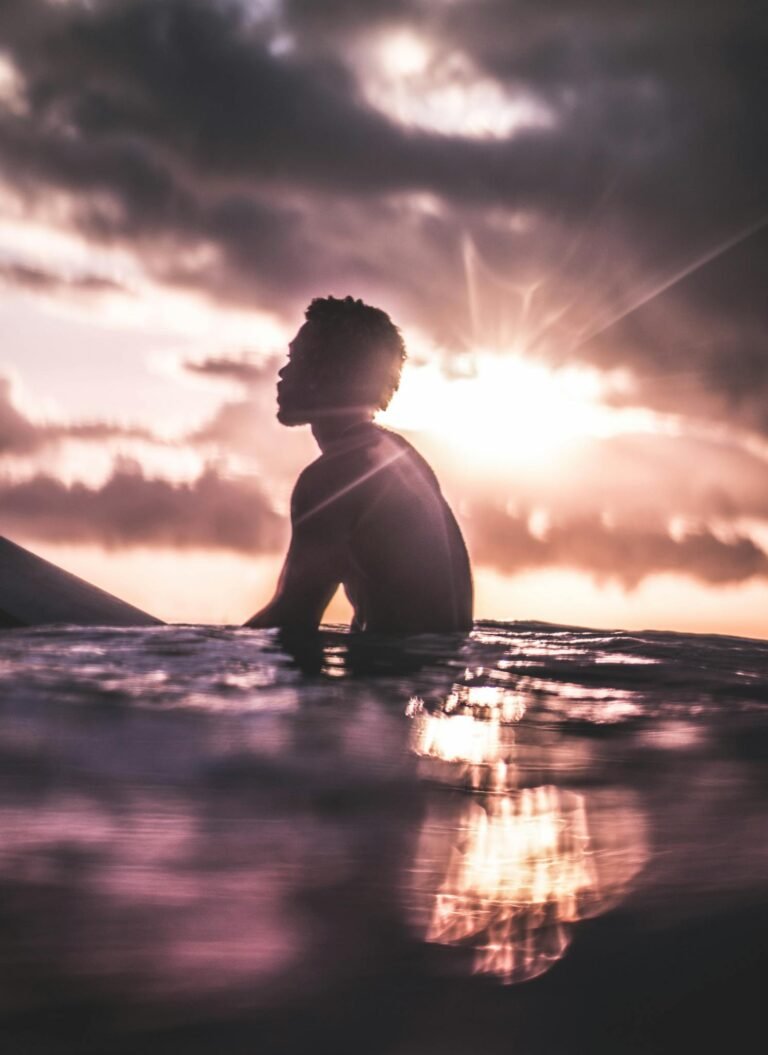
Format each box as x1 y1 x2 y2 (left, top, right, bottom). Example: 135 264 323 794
292 457 333 509
297 427 387 483
373 426 441 488
290 448 363 522
290 425 440 521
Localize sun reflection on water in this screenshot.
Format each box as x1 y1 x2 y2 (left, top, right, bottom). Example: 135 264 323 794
425 788 593 984
406 679 647 983
407 682 525 789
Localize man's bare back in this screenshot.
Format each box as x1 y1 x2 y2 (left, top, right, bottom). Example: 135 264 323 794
244 297 473 633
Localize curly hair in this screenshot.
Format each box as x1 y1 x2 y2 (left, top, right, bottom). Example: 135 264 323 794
303 295 407 411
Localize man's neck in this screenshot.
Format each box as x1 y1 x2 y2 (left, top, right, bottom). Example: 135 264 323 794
311 412 374 453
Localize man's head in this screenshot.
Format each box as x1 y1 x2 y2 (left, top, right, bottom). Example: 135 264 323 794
277 295 406 426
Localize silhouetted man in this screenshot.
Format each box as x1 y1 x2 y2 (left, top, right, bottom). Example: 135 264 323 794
244 296 473 633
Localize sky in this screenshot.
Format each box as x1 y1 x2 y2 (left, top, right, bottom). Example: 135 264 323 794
1 0 767 636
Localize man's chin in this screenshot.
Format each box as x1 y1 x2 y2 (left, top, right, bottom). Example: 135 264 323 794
276 406 309 427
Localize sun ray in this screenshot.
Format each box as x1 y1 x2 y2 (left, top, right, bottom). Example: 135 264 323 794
571 212 768 351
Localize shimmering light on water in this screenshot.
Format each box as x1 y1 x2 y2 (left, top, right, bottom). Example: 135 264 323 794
407 680 647 982
423 790 592 977
411 708 507 766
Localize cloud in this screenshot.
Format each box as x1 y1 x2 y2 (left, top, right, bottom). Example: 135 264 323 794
3 0 580 204
0 458 285 552
184 355 277 387
0 0 760 432
424 428 768 528
468 506 768 589
0 377 40 454
0 0 767 600
0 364 293 554
3 439 766 585
183 353 316 488
8 353 768 591
0 260 125 295
0 375 157 455
8 350 768 587
0 0 608 330
0 358 304 512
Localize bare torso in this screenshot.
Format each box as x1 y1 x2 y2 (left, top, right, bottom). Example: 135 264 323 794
294 423 473 632
246 421 473 633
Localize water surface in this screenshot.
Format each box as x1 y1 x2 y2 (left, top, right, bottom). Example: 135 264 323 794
0 621 766 1053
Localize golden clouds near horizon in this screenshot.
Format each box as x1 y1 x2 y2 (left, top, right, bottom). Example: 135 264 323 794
405 685 647 983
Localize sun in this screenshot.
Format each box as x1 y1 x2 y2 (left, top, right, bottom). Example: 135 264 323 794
379 350 643 472
378 29 431 78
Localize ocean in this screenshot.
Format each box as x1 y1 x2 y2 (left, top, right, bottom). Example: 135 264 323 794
0 620 766 1053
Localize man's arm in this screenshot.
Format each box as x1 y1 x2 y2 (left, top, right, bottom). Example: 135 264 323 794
243 465 346 630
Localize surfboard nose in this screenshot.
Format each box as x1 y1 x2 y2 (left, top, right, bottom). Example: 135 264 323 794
0 536 164 628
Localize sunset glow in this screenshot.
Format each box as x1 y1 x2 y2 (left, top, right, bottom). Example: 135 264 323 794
1 6 767 1052
382 352 655 470
1 0 767 637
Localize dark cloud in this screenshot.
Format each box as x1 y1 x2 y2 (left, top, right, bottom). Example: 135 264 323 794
580 223 768 435
468 506 768 589
439 0 768 433
0 0 754 417
3 0 589 203
282 0 411 34
0 0 604 329
0 459 285 552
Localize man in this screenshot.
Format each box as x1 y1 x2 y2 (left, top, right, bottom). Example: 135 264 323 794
244 295 473 633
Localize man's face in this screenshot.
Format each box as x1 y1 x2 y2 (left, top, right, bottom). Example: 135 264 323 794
276 322 324 426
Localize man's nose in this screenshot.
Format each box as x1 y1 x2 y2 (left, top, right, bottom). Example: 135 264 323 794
278 364 288 380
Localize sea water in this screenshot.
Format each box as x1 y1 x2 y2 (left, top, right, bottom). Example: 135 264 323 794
0 621 766 1053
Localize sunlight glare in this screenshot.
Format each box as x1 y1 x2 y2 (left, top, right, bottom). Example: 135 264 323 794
379 30 431 77
381 352 626 470
0 53 24 112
